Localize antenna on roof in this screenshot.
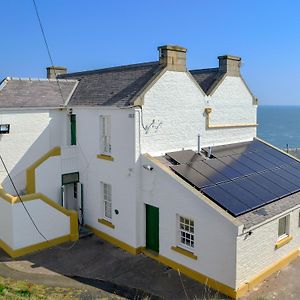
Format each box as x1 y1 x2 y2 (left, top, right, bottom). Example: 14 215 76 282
208 147 212 158
197 134 201 154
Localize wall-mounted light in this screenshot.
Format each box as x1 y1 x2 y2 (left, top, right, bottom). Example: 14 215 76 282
0 124 10 134
143 165 154 171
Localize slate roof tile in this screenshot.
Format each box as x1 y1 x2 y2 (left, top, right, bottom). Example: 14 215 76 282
0 78 77 108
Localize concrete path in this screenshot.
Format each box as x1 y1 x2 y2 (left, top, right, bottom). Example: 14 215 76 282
0 235 229 300
242 256 300 300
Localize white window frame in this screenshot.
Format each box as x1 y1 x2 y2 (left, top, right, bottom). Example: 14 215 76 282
177 215 194 251
101 182 112 221
100 115 111 154
278 215 290 240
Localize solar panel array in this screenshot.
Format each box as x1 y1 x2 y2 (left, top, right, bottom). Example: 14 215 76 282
166 139 300 217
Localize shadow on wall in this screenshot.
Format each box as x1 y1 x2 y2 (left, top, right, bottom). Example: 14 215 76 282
0 111 65 196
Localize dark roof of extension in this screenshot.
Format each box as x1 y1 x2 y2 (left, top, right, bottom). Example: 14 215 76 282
190 68 225 94
0 78 77 108
59 62 164 107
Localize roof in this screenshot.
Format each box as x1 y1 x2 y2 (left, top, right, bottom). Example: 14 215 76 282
59 62 163 107
189 68 225 94
161 139 300 226
238 191 300 229
0 78 77 108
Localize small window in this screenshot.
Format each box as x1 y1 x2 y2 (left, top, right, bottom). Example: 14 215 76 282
178 216 194 250
100 115 111 154
278 215 289 239
0 124 10 134
102 182 112 220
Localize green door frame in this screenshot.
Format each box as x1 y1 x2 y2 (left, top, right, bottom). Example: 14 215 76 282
146 204 159 253
70 114 77 145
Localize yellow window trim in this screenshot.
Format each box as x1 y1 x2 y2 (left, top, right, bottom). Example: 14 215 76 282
96 154 114 161
204 107 258 129
275 235 293 250
98 218 115 229
171 246 197 260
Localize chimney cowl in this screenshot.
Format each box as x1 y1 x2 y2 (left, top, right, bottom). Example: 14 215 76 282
218 55 241 77
46 66 67 79
158 45 187 71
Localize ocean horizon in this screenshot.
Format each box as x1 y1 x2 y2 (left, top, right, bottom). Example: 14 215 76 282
258 105 300 149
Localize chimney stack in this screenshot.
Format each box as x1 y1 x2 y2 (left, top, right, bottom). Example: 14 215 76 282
218 55 241 76
158 45 187 71
46 66 67 79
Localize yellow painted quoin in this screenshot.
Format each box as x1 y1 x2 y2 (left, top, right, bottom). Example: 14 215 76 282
26 146 61 194
204 107 258 129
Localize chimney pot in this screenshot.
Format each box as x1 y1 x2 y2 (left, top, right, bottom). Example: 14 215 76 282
218 55 241 76
158 45 187 71
46 66 67 79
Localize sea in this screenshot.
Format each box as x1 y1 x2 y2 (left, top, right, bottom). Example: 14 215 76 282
258 105 300 150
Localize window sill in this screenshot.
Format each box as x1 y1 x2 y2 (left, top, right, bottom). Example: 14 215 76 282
171 246 197 260
97 154 114 161
275 235 292 250
98 218 115 229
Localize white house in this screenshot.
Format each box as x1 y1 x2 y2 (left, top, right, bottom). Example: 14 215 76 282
0 45 299 299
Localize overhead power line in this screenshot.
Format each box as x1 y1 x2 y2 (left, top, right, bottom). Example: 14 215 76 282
32 0 65 104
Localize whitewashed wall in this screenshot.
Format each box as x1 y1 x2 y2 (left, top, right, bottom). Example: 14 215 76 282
236 207 300 287
12 199 70 249
0 199 13 248
73 107 140 248
204 76 257 147
0 109 67 194
139 71 257 156
139 71 205 156
35 156 62 203
140 154 241 288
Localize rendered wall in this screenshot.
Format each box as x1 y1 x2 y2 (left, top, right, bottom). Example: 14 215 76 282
140 155 240 289
236 207 300 287
204 76 257 147
0 200 13 248
0 110 67 194
139 71 257 156
73 107 139 248
35 156 62 203
140 71 204 155
12 199 70 249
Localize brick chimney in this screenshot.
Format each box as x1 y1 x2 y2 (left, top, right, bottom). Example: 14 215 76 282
158 45 187 71
46 66 67 79
218 55 241 76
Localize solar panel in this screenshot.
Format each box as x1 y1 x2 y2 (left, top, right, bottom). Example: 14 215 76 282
219 156 255 176
166 150 203 164
204 159 241 179
202 185 250 216
170 164 213 188
189 161 228 184
168 139 300 217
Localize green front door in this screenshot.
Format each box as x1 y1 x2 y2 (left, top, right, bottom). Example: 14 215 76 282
146 204 159 252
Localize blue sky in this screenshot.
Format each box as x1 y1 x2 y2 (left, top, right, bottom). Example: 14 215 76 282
1 0 300 105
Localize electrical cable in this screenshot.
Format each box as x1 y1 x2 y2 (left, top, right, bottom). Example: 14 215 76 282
0 154 78 251
32 0 65 105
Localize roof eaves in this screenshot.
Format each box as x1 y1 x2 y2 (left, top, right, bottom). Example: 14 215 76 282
63 80 80 106
132 65 167 107
0 77 9 91
206 72 227 96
